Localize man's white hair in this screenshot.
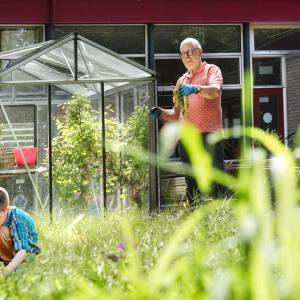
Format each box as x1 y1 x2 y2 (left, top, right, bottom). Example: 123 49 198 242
180 38 202 49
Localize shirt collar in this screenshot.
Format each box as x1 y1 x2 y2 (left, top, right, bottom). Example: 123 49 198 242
185 61 206 78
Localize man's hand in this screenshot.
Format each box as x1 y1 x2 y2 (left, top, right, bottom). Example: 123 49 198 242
149 107 162 120
179 84 198 96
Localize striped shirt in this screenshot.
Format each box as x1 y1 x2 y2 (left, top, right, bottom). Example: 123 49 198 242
3 206 40 255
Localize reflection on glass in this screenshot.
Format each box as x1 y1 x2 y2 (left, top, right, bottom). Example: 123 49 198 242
0 73 12 98
154 25 241 53
14 70 46 98
56 25 145 54
253 57 281 86
254 28 300 50
121 90 135 122
0 27 43 51
0 105 35 148
78 41 150 80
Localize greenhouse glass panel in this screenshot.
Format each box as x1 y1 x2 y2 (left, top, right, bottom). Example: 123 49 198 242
0 33 157 214
0 41 53 61
78 40 151 80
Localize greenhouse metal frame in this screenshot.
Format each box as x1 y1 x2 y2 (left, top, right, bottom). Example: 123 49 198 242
0 32 159 215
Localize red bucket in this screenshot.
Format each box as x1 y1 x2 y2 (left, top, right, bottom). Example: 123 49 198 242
13 147 38 167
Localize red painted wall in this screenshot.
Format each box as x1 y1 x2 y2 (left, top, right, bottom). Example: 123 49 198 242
0 0 49 24
1 0 300 24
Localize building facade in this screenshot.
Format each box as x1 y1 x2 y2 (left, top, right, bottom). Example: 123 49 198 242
0 0 300 206
1 0 299 155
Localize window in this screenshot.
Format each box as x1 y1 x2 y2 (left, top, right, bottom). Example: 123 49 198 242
0 26 43 51
154 25 241 53
56 25 146 65
154 24 242 161
155 59 186 86
253 57 282 86
254 28 300 51
205 58 240 85
0 26 44 101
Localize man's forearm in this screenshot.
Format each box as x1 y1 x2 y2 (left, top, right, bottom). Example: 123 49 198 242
5 249 27 274
160 108 180 122
197 85 221 99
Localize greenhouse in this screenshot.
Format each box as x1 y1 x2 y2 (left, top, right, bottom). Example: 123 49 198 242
0 32 158 215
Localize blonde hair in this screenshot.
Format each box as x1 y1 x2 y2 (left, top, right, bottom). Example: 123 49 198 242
0 187 9 211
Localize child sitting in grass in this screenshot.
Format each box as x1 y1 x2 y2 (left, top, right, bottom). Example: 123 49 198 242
0 187 40 275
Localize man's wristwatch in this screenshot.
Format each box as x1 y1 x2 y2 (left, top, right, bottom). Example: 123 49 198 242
195 86 201 94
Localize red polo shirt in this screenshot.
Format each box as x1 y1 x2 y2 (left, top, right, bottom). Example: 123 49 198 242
175 61 223 133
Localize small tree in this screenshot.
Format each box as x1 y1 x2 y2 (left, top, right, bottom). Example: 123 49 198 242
49 95 149 208
50 96 102 207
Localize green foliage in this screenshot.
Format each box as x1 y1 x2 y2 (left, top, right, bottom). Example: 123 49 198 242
0 202 236 300
47 95 102 207
173 85 188 116
2 119 300 298
47 96 149 208
106 106 149 206
5 72 300 298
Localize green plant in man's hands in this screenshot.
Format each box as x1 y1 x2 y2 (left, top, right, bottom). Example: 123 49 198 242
173 85 189 116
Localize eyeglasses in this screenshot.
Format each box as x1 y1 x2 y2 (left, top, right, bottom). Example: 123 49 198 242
180 48 199 58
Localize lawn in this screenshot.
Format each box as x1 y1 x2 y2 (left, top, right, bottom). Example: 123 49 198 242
0 200 239 299
1 122 299 299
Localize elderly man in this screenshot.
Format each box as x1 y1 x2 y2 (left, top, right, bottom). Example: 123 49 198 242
150 37 225 205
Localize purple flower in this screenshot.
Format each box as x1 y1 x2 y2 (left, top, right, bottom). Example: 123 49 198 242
116 242 125 251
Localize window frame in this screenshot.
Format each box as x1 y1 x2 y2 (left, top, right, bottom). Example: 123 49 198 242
0 25 45 102
250 23 300 55
54 24 148 66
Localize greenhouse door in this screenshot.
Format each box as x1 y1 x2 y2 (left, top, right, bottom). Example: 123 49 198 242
253 88 284 139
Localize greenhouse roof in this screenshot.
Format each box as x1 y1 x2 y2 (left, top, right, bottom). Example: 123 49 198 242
0 33 155 95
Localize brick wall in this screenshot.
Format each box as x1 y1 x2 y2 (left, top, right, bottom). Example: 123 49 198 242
286 55 300 146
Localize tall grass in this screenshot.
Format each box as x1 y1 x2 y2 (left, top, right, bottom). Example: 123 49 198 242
1 68 300 298
0 121 299 299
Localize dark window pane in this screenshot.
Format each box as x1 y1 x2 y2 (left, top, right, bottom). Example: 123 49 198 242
254 28 300 51
253 57 281 86
56 25 145 54
154 25 241 53
129 57 145 66
156 58 239 86
155 59 186 86
0 27 43 51
222 89 241 159
205 58 240 84
158 90 173 108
